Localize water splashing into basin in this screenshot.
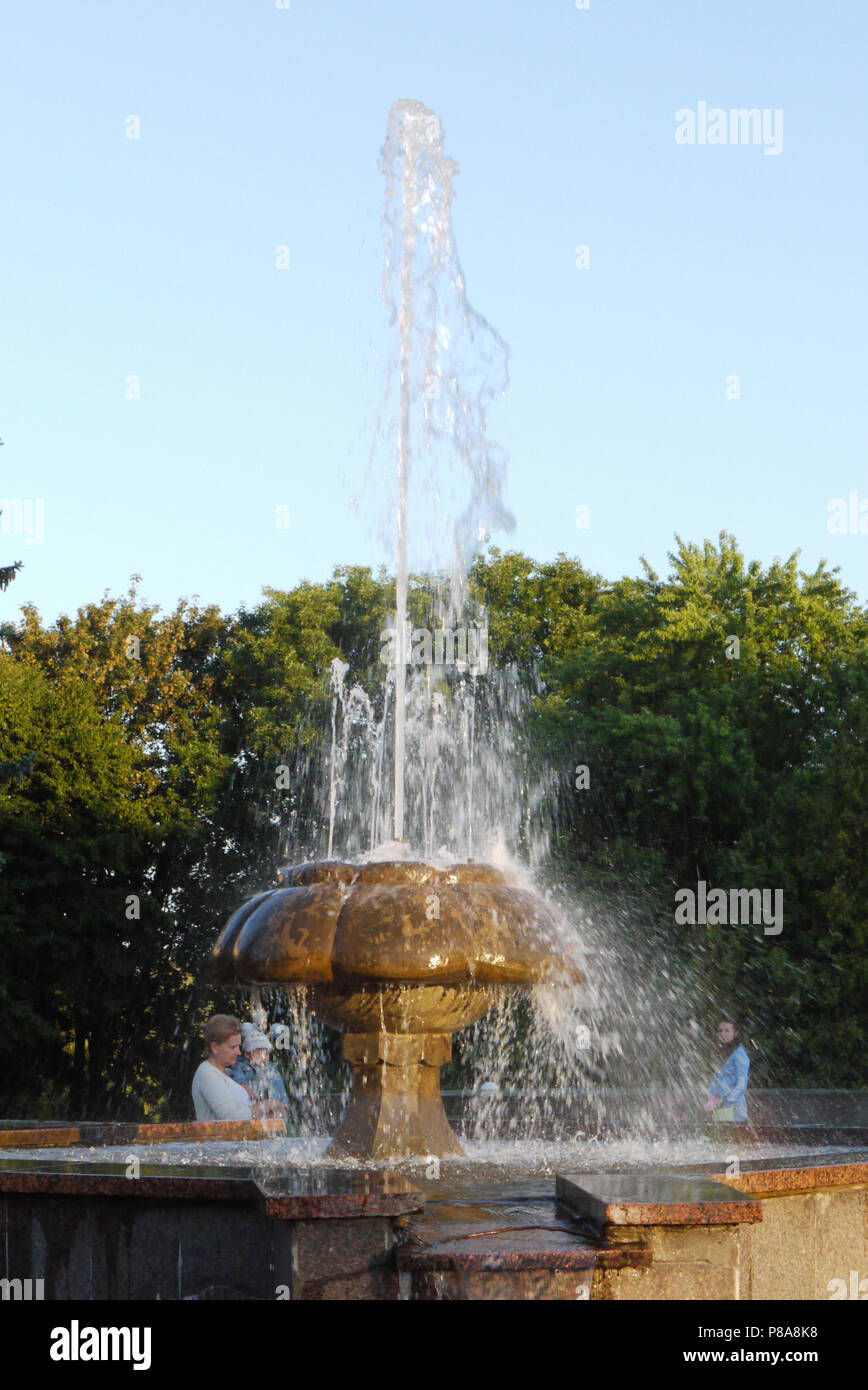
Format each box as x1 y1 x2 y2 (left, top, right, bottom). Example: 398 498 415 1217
209 100 708 1161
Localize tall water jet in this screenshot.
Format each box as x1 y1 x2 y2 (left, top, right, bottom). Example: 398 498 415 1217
375 98 515 853
209 99 580 1159
390 102 420 844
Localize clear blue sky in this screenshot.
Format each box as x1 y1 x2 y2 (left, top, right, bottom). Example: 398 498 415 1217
2 0 866 625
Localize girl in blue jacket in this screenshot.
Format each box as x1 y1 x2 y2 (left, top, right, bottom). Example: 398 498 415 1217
706 1018 750 1122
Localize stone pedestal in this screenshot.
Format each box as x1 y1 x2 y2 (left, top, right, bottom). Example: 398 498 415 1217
328 1032 463 1159
210 858 578 1161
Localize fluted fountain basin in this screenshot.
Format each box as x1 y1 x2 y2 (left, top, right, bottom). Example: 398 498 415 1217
209 860 577 1159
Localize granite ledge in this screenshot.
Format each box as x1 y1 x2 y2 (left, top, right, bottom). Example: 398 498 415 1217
255 1173 424 1220
706 1162 868 1196
0 1167 252 1202
396 1240 650 1273
0 1162 424 1219
556 1173 762 1230
0 1119 283 1150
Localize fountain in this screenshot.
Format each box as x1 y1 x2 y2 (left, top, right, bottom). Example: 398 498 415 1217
209 98 578 1160
209 859 571 1158
2 100 866 1306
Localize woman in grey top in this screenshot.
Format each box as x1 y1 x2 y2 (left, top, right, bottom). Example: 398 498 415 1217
192 1015 254 1121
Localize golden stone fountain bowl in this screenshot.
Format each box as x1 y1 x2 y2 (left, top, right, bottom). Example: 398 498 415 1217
209 859 579 1159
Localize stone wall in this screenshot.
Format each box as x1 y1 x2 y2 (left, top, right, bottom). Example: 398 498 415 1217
590 1168 868 1301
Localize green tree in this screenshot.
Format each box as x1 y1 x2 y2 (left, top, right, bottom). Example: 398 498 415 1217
535 534 868 1083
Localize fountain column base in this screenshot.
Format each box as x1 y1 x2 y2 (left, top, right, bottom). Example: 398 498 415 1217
328 1032 464 1160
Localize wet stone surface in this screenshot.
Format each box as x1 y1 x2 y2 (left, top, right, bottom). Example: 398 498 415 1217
0 1154 423 1216
556 1172 762 1230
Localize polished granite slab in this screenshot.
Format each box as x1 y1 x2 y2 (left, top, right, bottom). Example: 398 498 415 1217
556 1172 762 1230
0 1156 423 1218
705 1159 868 1195
397 1192 650 1276
0 1118 283 1149
255 1168 423 1218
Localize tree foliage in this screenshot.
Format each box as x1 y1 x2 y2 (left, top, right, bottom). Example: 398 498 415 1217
0 535 866 1117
